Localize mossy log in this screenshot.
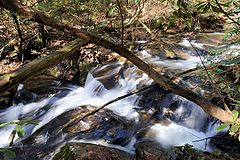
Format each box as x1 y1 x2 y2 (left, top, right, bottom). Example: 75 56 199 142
0 0 236 123
0 39 88 95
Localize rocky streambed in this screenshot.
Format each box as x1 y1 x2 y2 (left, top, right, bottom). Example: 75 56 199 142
0 33 239 160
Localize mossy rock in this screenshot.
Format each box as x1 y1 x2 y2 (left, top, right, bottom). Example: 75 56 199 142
53 142 134 160
53 144 74 160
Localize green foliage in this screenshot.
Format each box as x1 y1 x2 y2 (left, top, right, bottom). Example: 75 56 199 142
0 118 39 158
0 119 39 128
216 123 228 132
200 53 239 104
131 0 141 4
156 0 240 32
53 144 74 160
157 0 202 31
200 46 240 141
0 148 16 158
0 120 22 127
228 25 240 37
223 0 240 39
0 119 39 145
195 0 221 13
14 125 25 138
216 109 240 141
106 3 118 17
232 110 239 122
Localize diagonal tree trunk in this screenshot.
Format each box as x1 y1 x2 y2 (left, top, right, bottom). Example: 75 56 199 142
0 0 235 123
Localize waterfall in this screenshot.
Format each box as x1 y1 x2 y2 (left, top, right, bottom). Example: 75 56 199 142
0 63 144 148
0 43 226 155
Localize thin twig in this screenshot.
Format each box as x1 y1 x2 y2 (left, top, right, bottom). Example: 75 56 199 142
63 83 159 129
116 0 124 45
124 0 146 27
192 134 228 150
215 0 240 26
192 133 227 143
173 68 198 78
31 0 44 7
188 41 214 84
192 136 214 143
63 63 212 130
138 20 152 35
189 41 233 112
65 55 238 130
63 64 212 130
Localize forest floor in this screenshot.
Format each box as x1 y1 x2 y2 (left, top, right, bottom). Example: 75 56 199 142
0 0 230 75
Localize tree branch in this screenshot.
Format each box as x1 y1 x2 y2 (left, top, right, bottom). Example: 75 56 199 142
0 0 236 123
215 0 240 26
63 84 158 129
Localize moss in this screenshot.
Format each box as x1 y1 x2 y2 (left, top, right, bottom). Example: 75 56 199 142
53 144 74 160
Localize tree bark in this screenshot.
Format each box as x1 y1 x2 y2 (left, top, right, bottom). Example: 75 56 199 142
0 0 235 123
0 39 88 95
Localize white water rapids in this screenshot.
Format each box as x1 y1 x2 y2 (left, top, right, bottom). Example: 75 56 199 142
1 36 236 155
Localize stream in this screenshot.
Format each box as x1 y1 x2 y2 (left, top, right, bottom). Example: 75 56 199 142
0 33 239 159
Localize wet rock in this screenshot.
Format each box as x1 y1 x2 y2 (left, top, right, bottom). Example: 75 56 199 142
63 109 136 146
156 93 211 132
12 84 38 105
90 62 123 89
135 141 239 160
211 134 240 154
135 119 171 146
135 141 173 160
13 106 136 159
53 142 134 160
23 72 61 95
142 38 192 60
195 33 225 46
137 85 165 111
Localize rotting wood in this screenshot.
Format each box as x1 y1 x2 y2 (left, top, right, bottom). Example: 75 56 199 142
0 0 236 123
0 39 88 95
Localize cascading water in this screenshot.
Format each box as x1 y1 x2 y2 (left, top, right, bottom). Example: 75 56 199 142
144 93 219 151
0 62 142 146
0 65 217 152
1 34 236 159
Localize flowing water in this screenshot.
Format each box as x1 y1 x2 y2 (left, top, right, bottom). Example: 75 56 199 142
0 33 238 159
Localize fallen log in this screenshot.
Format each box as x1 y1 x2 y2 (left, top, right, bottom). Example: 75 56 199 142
0 39 88 95
0 0 235 123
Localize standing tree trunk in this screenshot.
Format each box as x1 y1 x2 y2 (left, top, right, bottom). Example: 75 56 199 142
11 13 24 62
